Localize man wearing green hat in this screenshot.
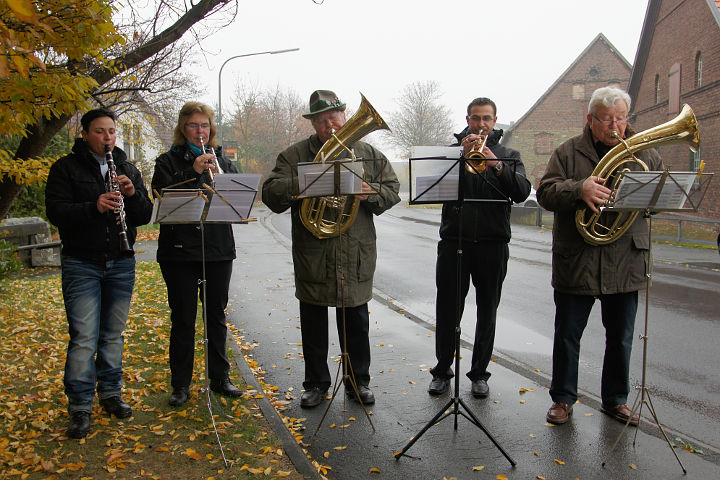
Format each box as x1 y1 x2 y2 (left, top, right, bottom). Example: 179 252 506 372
263 90 400 408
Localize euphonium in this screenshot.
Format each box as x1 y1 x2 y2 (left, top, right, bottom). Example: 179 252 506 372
575 104 700 245
299 94 390 239
465 131 488 174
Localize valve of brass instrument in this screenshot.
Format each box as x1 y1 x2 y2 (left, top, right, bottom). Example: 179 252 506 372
465 133 488 174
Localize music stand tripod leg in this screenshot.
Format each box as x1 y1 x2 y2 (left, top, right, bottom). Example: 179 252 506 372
199 221 230 467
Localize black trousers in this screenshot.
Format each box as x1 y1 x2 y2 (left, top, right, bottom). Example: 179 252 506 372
299 301 370 391
431 239 508 382
550 290 638 406
160 261 232 388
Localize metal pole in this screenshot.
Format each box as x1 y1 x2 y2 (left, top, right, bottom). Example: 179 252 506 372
217 48 299 146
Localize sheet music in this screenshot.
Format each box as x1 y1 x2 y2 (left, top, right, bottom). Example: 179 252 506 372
205 191 255 222
410 146 463 159
415 175 458 202
613 171 696 209
297 162 363 197
154 190 206 223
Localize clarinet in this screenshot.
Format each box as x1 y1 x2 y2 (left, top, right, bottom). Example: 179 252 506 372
105 145 132 253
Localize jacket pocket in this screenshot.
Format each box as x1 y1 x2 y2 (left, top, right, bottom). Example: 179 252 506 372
357 240 377 282
552 241 591 290
293 244 327 283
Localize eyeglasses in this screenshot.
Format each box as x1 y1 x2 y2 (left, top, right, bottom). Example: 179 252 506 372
186 122 210 130
469 115 495 123
592 115 627 126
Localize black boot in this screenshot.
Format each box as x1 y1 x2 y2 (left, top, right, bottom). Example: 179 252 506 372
210 378 242 397
100 396 133 418
169 387 190 406
67 412 91 439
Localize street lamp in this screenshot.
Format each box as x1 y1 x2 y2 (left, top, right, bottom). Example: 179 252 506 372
217 48 300 146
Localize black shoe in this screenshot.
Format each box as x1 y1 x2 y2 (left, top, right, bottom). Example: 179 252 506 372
300 387 327 408
100 396 132 418
428 377 450 395
471 379 489 398
347 385 375 405
210 378 242 397
67 412 91 439
169 387 190 407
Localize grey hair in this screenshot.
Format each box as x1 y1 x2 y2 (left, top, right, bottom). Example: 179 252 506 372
588 87 631 116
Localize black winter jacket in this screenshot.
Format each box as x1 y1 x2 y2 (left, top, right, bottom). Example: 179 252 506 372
45 139 153 263
438 127 531 243
152 144 237 263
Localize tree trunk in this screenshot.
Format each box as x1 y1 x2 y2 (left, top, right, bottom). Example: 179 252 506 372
0 114 71 219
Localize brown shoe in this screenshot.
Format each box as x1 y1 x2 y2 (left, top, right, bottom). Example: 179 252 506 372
601 403 639 426
546 402 573 424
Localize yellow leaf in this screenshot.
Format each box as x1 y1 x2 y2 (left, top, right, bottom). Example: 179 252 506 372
7 0 38 23
323 451 330 458
496 475 508 480
333 446 347 450
472 465 485 470
629 463 638 470
554 459 565 465
370 467 381 473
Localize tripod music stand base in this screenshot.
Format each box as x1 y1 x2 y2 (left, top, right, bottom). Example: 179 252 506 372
394 395 516 466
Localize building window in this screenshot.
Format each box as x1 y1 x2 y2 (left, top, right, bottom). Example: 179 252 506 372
668 63 681 115
654 74 660 104
534 133 554 155
695 51 702 88
572 84 584 100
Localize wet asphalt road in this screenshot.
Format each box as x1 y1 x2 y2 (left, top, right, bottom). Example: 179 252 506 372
224 203 720 479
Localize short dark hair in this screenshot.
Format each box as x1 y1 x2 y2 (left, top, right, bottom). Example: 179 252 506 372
467 97 497 117
80 108 116 132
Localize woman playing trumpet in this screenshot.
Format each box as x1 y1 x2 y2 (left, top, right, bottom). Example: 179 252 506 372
151 101 240 407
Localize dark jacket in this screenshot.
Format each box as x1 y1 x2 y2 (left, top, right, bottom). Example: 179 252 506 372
45 138 153 263
152 144 238 263
262 134 400 307
537 123 663 295
439 127 531 243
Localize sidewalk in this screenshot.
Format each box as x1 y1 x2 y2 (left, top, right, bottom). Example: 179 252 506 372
226 205 720 480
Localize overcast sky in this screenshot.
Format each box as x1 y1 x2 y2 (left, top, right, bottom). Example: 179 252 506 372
192 0 650 159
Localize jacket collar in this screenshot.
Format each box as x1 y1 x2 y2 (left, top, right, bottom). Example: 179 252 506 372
71 138 128 166
453 126 504 147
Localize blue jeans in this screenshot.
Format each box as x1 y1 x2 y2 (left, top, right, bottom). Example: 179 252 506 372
549 290 638 407
62 256 135 413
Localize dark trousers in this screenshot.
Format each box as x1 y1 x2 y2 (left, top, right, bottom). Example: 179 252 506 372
431 239 509 382
299 301 370 391
160 261 233 388
549 290 638 406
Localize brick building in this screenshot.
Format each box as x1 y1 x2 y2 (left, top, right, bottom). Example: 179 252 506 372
503 34 631 188
628 0 720 219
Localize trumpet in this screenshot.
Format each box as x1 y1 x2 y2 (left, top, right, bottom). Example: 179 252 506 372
199 135 223 185
465 131 488 174
104 144 131 253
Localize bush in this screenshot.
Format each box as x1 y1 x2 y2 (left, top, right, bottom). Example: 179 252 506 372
0 239 22 279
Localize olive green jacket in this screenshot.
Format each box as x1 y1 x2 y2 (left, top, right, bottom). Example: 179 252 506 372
262 134 400 307
537 124 663 295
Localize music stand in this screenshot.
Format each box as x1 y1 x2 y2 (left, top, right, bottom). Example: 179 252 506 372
394 146 516 466
601 169 713 473
294 157 380 435
153 173 262 467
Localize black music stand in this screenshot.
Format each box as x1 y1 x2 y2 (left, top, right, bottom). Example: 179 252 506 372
294 157 380 435
153 173 262 466
601 169 713 474
394 146 516 466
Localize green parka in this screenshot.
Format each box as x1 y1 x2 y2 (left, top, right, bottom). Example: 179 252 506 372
537 124 663 296
262 134 400 307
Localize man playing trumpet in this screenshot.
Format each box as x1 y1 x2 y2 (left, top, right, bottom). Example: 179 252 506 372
429 97 531 398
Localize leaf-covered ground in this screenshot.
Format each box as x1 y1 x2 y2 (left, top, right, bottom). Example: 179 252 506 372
0 262 304 479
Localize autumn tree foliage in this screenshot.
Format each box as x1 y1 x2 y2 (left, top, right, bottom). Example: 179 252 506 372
230 81 315 177
0 0 236 219
383 80 454 158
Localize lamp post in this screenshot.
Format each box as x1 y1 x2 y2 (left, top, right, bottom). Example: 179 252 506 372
217 48 300 146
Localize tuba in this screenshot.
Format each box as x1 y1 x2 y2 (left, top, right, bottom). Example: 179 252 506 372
575 104 700 245
299 94 390 239
465 131 488 174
